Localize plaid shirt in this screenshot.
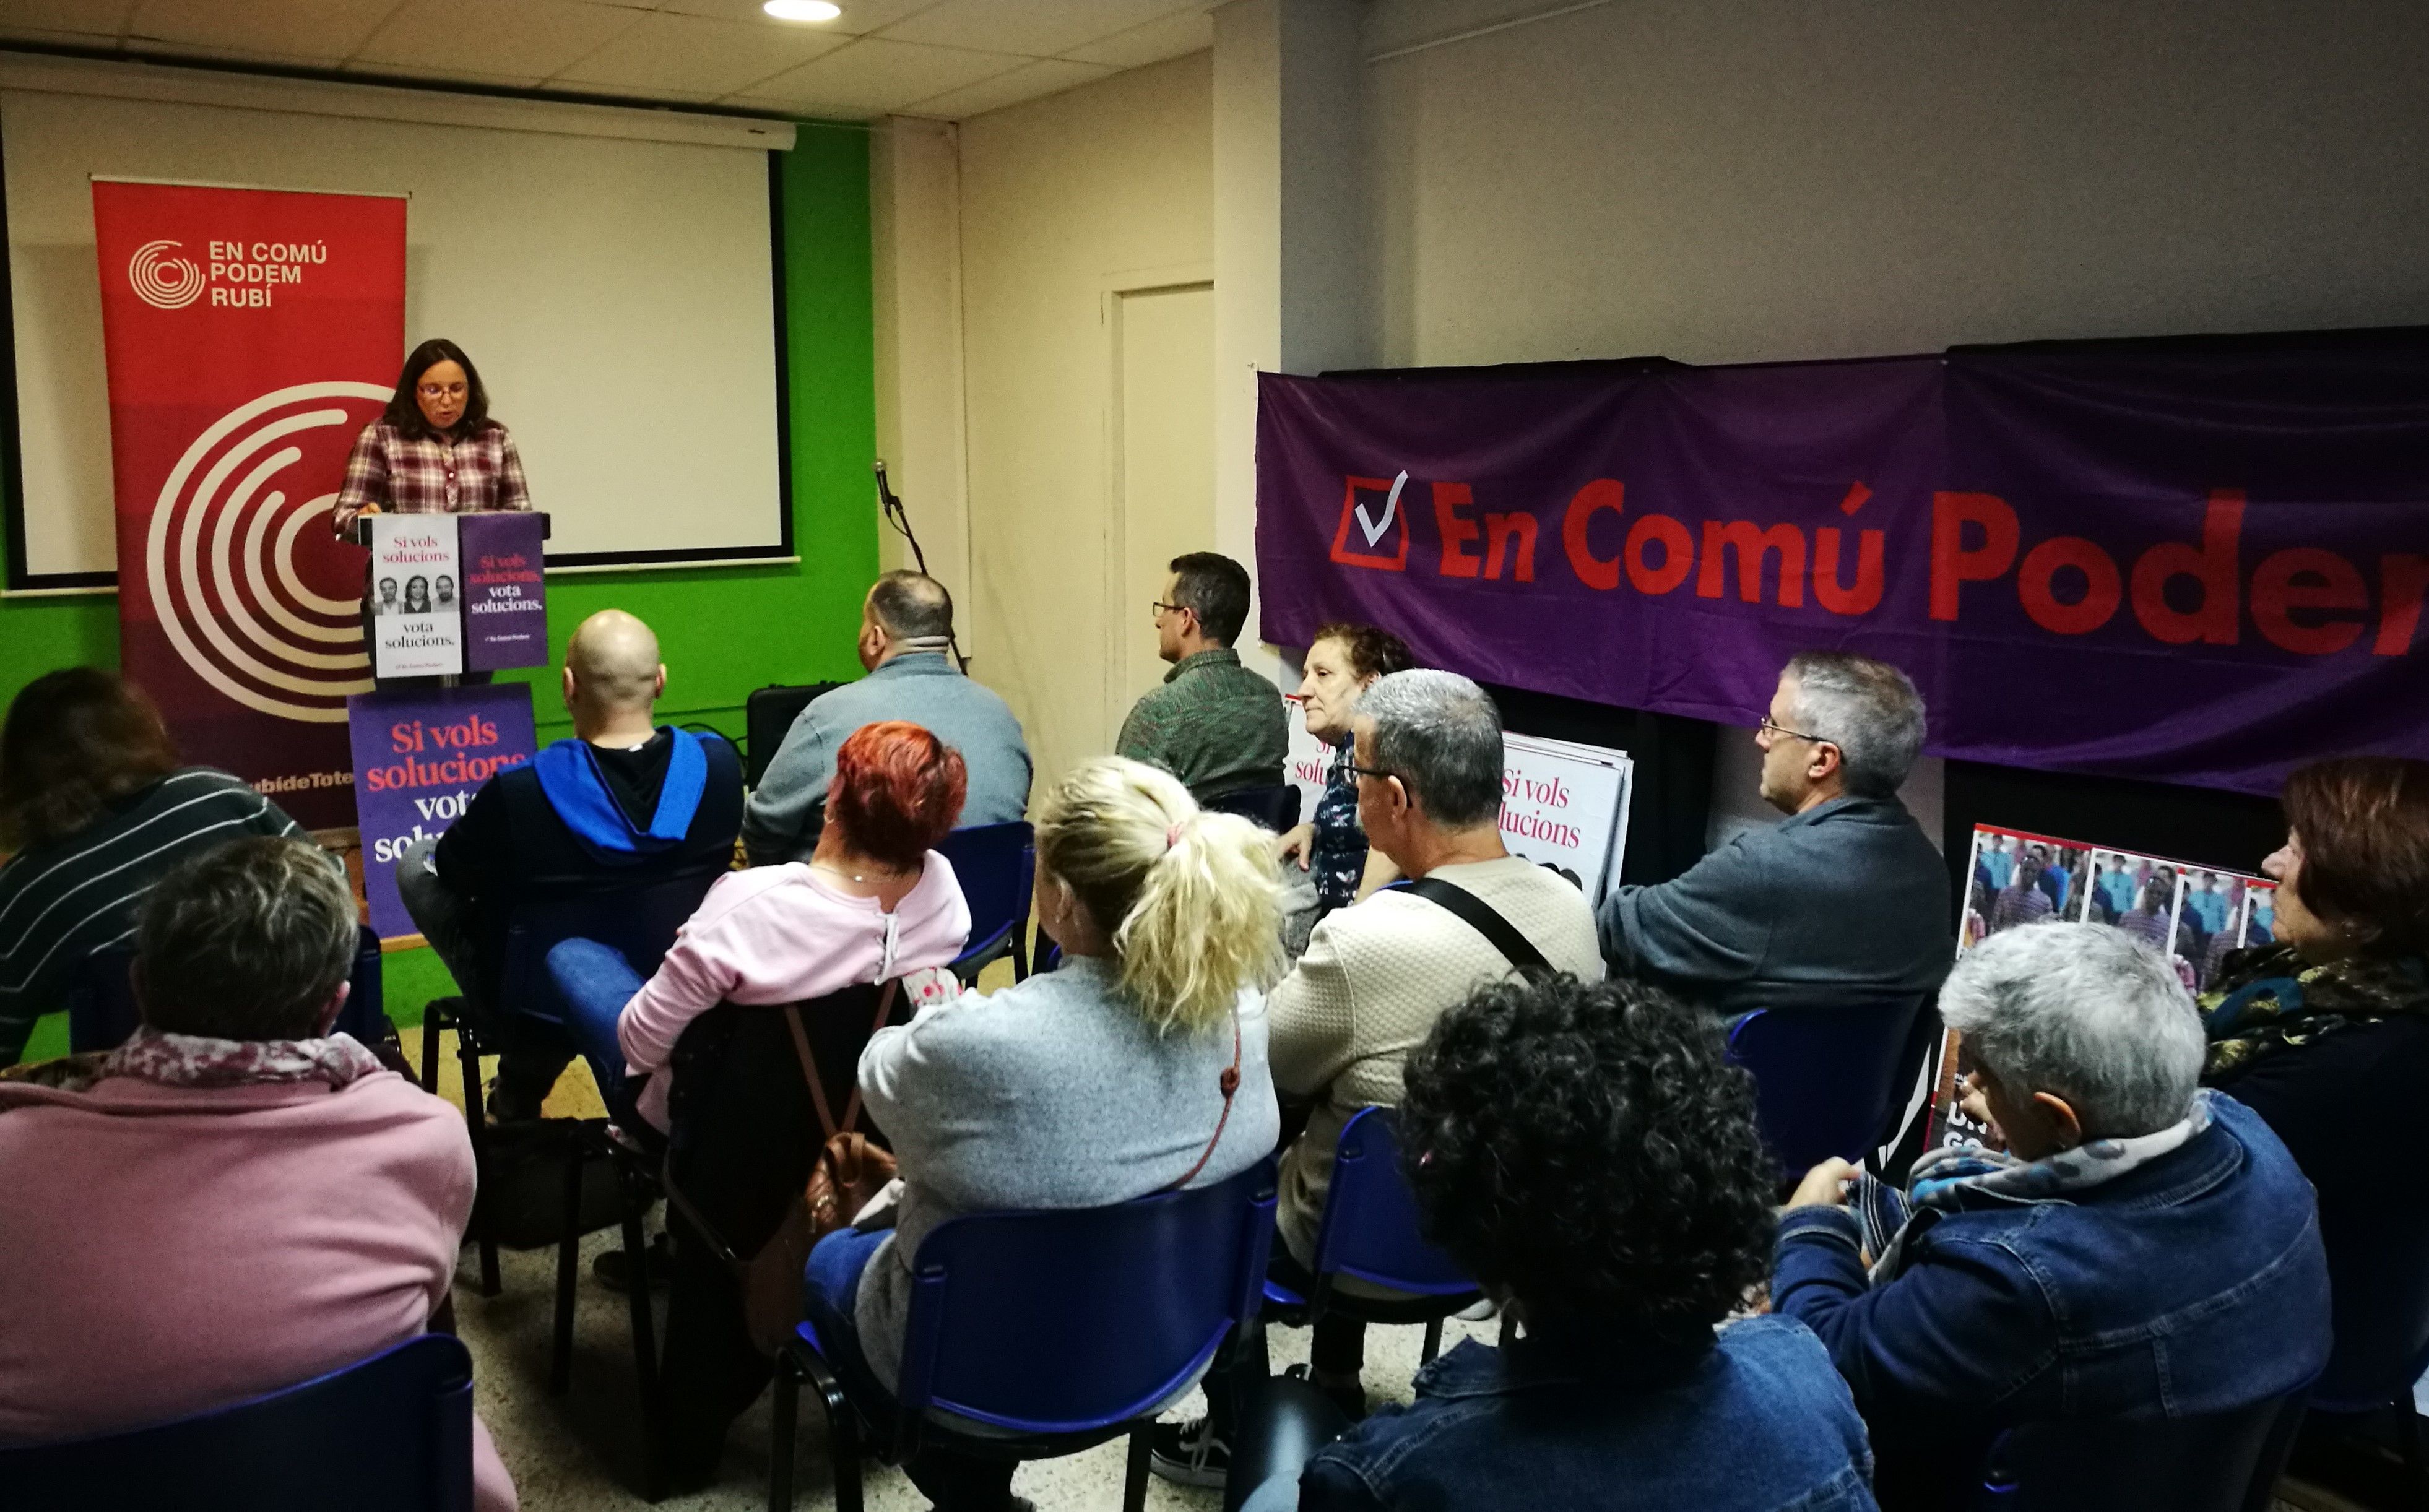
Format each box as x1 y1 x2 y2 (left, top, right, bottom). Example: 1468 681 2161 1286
330 418 531 536
1114 647 1289 802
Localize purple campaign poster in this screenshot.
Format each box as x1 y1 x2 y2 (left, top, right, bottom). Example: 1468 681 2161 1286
349 685 537 940
461 512 549 672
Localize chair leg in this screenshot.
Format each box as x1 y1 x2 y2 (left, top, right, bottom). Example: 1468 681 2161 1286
1497 1311 1517 1349
768 1356 797 1512
1124 1423 1151 1512
620 1172 667 1502
803 1353 863 1512
418 1001 443 1092
1420 1318 1444 1364
456 1025 501 1297
550 1127 586 1396
2396 1398 2428 1510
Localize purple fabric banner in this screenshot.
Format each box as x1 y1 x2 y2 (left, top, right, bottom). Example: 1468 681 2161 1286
1255 338 2429 795
460 512 549 672
349 686 537 939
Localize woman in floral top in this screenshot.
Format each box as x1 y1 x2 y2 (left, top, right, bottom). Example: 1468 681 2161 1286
2197 756 2429 1402
1275 623 1414 920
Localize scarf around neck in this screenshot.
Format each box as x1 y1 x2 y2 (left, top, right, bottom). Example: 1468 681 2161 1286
5 1026 386 1097
2201 943 2429 1079
1864 1090 2218 1279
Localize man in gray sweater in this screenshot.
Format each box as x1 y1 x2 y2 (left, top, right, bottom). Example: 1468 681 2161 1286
742 572 1031 865
1597 651 1949 1017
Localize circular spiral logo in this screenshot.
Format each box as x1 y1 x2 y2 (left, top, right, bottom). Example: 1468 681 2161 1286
145 382 392 724
128 238 206 310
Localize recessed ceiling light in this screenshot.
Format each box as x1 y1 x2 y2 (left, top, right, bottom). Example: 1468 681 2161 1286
764 0 842 20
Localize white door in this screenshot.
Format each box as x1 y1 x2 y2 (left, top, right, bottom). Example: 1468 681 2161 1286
1109 282 1216 742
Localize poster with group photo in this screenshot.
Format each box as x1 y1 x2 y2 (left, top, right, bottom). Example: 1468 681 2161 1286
367 514 464 678
1929 824 2272 1150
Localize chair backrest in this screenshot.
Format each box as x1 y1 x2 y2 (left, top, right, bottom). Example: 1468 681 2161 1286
1204 785 1301 833
498 871 722 1026
0 1333 474 1511
745 681 846 788
894 1159 1278 1442
662 984 909 1257
69 925 388 1055
1309 1107 1477 1297
934 821 1034 969
1981 1385 2311 1512
1726 993 1932 1174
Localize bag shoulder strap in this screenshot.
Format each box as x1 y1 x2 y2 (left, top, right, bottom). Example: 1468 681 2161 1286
1393 876 1553 975
782 978 901 1141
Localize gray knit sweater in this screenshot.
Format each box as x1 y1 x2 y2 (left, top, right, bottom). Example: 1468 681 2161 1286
852 954 1278 1389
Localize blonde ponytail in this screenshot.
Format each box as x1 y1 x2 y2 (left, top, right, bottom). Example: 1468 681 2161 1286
1034 756 1284 1034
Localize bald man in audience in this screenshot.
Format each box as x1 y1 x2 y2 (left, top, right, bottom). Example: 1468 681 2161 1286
744 571 1031 864
396 609 742 1120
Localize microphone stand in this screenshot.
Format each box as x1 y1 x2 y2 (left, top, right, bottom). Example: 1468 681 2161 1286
873 460 970 673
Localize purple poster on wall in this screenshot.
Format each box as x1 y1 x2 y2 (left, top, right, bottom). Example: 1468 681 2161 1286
1255 335 2429 796
349 685 537 940
460 512 549 672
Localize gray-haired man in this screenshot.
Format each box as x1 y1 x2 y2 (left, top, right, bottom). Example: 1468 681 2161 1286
1153 670 1603 1488
1598 650 1949 1016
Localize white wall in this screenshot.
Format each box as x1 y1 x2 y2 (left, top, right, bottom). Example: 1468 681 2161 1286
955 53 1216 792
1360 0 2429 845
1364 0 2429 368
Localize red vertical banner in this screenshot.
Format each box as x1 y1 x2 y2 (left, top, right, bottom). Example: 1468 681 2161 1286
91 181 405 828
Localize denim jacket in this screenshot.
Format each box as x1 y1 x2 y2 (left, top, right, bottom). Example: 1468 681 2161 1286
1301 1316 1879 1512
1772 1094 2329 1510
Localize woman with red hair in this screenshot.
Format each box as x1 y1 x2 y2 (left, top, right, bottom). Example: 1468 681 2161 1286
546 720 972 1136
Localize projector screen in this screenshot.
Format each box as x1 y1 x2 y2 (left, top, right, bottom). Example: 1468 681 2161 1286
1 56 795 591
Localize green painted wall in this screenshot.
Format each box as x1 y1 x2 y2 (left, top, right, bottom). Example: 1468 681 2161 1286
4 119 878 1051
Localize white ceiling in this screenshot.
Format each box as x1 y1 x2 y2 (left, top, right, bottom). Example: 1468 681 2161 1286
0 0 1215 121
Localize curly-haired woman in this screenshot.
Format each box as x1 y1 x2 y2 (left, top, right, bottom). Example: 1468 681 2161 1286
2200 756 2429 1402
1297 974 1878 1512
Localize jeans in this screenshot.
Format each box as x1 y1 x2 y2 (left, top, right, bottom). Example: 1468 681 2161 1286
802 1228 1022 1511
540 937 639 1095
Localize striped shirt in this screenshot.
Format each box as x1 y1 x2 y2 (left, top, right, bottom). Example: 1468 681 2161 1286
329 418 532 537
0 770 308 1066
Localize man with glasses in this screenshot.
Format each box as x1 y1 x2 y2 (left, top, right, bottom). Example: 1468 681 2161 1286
1151 669 1603 1490
1115 551 1288 804
1598 651 1949 1017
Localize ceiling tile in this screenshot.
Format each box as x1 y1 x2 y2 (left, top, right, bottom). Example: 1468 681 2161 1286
0 26 123 50
352 0 641 78
126 0 397 59
881 0 1190 59
552 11 849 97
2 0 137 37
1063 5 1210 67
729 35 1016 114
636 0 942 33
901 56 1116 120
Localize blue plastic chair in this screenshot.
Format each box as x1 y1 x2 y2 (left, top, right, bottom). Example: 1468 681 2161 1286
770 1159 1280 1512
1979 1383 2312 1511
423 868 722 1296
68 925 388 1053
0 1334 474 1511
1725 993 1935 1177
935 821 1033 985
1263 1106 1484 1365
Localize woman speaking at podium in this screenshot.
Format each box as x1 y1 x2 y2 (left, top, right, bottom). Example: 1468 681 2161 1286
331 338 531 538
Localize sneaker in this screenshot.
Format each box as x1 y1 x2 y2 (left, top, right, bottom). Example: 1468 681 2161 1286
484 1077 546 1123
592 1232 673 1292
1148 1416 1231 1488
1286 1363 1368 1423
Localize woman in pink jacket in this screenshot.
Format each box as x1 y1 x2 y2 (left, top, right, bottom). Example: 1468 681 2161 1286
0 836 515 1512
543 718 972 1488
